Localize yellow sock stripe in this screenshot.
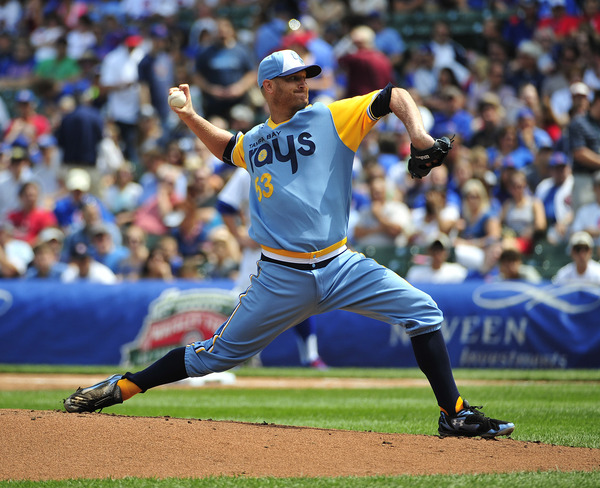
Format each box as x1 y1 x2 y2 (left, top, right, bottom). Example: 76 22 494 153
439 397 463 415
117 379 142 401
455 396 464 414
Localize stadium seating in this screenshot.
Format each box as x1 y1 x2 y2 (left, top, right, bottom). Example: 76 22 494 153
526 240 571 281
358 241 576 281
355 244 425 277
390 9 513 49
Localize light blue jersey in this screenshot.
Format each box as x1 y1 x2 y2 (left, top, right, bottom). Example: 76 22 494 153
228 92 381 256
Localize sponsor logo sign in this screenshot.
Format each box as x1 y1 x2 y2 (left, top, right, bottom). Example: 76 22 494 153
121 288 237 366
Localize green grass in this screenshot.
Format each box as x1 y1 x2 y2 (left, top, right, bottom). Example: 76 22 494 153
1 366 599 486
2 472 600 488
2 364 600 382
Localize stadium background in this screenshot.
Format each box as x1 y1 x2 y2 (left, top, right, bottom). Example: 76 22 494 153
1 0 599 369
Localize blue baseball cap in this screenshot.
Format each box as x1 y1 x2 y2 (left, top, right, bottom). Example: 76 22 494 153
257 49 321 88
517 107 535 120
15 89 35 103
548 151 570 166
150 24 168 39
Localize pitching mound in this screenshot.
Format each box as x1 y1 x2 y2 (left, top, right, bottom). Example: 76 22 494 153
1 409 599 480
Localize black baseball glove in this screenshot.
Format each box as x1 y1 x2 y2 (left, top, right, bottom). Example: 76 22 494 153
407 136 454 179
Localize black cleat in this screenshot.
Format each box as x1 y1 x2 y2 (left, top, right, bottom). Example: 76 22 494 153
438 400 515 438
64 374 123 413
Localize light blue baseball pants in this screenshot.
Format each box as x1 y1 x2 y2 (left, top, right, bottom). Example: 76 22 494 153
184 250 443 376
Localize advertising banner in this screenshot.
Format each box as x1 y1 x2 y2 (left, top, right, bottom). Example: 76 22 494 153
1 279 599 368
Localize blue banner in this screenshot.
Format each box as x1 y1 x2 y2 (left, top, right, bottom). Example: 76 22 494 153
306 281 600 369
1 279 599 368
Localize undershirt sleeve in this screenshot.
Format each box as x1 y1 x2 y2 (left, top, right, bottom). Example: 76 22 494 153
370 83 393 119
223 132 246 169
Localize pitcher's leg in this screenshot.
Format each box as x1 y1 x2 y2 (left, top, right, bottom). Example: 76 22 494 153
315 251 513 437
317 251 443 336
186 261 318 376
64 262 318 413
123 347 188 392
325 254 458 411
410 329 460 415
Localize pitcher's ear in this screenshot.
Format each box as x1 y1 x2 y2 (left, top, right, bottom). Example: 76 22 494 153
262 79 275 94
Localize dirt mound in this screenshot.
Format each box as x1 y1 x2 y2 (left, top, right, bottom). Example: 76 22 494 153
1 409 599 481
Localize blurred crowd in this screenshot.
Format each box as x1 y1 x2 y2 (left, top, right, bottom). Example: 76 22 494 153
1 0 600 285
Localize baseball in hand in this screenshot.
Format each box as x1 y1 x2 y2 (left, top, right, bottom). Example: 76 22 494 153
168 90 187 108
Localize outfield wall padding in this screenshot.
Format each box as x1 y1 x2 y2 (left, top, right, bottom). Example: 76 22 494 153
1 279 598 368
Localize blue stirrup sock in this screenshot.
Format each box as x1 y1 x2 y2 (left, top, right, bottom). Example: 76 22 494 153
124 346 188 393
410 329 461 415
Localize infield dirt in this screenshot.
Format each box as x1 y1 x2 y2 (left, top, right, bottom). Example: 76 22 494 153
1 375 599 480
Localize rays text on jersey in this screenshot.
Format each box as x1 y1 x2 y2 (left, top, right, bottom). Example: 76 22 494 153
248 132 315 174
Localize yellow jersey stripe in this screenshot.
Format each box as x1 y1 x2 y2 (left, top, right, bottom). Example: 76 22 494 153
231 132 247 169
261 237 347 260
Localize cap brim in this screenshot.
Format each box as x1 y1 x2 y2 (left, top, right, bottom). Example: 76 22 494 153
279 64 322 80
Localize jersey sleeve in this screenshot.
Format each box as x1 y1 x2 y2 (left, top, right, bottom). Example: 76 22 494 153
224 132 247 169
327 90 386 153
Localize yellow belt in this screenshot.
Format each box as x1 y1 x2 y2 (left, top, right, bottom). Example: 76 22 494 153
261 237 348 260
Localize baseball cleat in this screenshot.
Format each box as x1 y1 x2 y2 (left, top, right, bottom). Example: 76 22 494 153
64 374 123 413
308 358 329 370
438 400 515 438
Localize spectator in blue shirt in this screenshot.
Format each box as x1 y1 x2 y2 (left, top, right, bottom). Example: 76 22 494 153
0 37 35 91
138 24 175 144
431 86 473 142
505 40 545 95
516 107 554 153
487 125 535 177
89 222 129 273
55 90 104 169
194 17 256 119
54 168 115 230
24 241 68 280
368 11 406 74
253 7 289 62
502 0 540 50
60 199 121 262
